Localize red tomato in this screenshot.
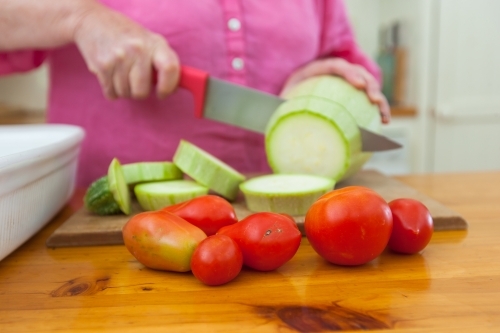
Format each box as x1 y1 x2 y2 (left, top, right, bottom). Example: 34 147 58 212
388 198 434 254
162 195 237 236
190 234 243 286
217 212 301 271
305 186 393 266
122 210 207 272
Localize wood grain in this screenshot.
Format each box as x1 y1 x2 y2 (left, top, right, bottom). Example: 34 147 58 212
0 171 499 332
0 104 45 124
46 170 468 248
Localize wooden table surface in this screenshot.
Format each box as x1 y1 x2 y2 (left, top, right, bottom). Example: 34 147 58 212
1 171 499 332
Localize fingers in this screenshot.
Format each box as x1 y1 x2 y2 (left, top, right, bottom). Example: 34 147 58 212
103 41 178 101
152 41 180 99
89 58 118 100
377 93 391 124
112 48 132 99
76 11 179 101
129 57 152 100
281 58 391 123
343 70 391 123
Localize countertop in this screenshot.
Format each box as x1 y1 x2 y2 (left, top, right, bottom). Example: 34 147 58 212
0 171 499 332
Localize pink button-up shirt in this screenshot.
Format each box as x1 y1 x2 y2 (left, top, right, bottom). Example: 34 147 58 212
1 0 380 187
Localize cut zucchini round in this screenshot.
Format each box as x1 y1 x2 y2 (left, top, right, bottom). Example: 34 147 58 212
134 180 209 211
84 176 121 215
266 97 359 181
173 140 246 201
240 174 335 216
122 162 182 185
267 75 381 182
108 158 132 215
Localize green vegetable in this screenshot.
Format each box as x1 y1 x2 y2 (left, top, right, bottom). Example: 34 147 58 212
122 162 182 185
84 161 184 215
84 176 121 215
240 174 335 216
173 140 246 201
134 180 209 211
108 158 132 215
266 75 381 182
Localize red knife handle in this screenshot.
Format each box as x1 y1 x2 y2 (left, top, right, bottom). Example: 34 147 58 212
179 66 209 118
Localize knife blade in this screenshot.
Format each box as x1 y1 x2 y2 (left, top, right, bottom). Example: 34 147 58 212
179 66 401 152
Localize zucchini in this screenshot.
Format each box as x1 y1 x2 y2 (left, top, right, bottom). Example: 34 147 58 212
173 140 246 201
134 180 209 211
108 158 132 215
266 75 381 182
84 176 121 215
122 162 182 185
240 174 335 216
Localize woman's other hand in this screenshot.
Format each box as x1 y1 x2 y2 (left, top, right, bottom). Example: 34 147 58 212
280 58 390 124
73 4 180 100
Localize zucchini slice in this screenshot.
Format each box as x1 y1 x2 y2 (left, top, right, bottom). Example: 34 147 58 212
267 75 381 182
108 158 132 215
173 140 246 201
122 161 182 185
266 97 359 181
240 174 335 216
134 180 209 211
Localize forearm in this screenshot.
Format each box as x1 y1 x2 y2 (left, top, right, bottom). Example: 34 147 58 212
0 0 102 51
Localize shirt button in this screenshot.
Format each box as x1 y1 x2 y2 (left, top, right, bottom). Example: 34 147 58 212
227 18 241 31
231 57 244 70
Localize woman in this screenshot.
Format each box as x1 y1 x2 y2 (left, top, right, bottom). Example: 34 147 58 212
0 0 389 187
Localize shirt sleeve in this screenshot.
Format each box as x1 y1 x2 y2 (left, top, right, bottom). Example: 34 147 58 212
319 0 382 84
0 50 47 75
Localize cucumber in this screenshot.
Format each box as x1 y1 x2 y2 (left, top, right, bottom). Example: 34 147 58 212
240 174 335 216
173 140 246 201
122 162 182 185
84 176 121 215
85 161 180 215
108 158 132 215
134 180 209 211
267 75 381 182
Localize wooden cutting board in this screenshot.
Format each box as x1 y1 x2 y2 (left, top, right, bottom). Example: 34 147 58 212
46 170 468 248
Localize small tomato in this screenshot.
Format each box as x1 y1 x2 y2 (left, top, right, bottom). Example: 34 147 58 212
191 234 243 286
162 195 237 236
122 210 207 272
388 198 434 254
305 186 393 266
217 212 302 271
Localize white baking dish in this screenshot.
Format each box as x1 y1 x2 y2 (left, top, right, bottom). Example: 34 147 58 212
0 124 85 261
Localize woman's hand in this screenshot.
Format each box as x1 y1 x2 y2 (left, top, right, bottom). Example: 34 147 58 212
73 4 180 100
280 58 390 124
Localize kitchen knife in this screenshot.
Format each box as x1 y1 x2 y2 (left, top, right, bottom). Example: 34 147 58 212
179 66 401 152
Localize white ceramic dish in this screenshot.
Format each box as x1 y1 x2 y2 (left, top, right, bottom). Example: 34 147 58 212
0 124 85 261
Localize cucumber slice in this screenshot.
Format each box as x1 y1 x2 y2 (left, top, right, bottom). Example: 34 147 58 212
108 158 132 215
240 174 335 216
134 180 209 211
84 176 121 215
173 140 246 201
122 162 182 185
